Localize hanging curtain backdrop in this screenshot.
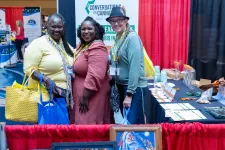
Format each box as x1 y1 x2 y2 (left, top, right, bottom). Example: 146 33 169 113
188 0 225 81
1 7 24 31
139 0 191 69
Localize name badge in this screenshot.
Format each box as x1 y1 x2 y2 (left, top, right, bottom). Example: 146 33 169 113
67 67 75 79
109 66 120 76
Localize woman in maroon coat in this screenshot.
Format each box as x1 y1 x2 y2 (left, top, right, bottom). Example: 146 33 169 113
71 16 111 124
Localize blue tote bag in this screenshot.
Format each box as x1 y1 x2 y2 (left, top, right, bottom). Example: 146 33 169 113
38 75 70 125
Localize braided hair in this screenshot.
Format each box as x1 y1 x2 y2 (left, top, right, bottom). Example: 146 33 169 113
77 16 105 45
47 13 73 57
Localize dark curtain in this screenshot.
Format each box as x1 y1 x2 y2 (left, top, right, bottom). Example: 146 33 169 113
188 0 225 81
58 0 76 48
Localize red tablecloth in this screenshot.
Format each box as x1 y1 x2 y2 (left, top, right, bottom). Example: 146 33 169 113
5 123 225 150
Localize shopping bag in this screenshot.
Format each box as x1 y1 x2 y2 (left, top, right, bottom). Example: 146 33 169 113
143 47 155 78
38 75 69 125
120 107 130 125
5 71 49 123
114 109 124 124
38 97 69 125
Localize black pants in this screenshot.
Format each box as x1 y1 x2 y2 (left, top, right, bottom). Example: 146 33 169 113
15 39 24 60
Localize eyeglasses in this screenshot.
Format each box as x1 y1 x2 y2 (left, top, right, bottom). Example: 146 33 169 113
109 19 125 25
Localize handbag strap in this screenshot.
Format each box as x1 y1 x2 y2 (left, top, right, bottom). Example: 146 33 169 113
123 107 130 119
39 74 54 104
39 74 43 104
22 69 36 86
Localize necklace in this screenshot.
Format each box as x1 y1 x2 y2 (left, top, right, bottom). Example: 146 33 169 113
75 42 92 61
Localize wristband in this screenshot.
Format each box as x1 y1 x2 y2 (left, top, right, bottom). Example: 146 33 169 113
126 92 133 97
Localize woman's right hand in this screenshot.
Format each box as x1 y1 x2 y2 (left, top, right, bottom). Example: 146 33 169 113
44 78 60 95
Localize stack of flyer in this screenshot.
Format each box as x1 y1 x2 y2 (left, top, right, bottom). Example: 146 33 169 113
149 82 177 102
149 88 172 102
160 103 207 121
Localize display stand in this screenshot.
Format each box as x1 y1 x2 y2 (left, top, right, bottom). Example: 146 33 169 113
4 27 16 68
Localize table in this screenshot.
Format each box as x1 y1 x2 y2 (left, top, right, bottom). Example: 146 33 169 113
145 79 225 123
4 123 225 150
0 44 17 68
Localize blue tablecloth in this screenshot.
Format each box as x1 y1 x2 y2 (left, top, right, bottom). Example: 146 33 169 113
0 44 17 68
146 79 225 124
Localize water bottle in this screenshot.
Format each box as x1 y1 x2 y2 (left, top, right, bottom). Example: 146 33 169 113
161 70 167 83
154 66 160 74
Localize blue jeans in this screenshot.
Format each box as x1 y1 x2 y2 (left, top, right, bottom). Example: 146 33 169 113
117 84 147 124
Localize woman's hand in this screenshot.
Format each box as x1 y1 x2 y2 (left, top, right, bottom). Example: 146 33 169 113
123 96 132 108
44 78 60 95
79 97 89 114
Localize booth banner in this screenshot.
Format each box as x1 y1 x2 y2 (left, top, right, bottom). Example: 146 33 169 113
75 0 139 48
0 8 6 25
23 7 41 43
0 44 17 68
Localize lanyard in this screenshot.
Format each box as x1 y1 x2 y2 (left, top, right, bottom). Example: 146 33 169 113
49 36 69 64
111 31 126 62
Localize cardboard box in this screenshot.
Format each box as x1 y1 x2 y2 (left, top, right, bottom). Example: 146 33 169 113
164 69 183 79
193 79 211 88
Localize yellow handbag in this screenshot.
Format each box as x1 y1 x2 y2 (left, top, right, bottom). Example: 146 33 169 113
143 47 156 78
5 73 50 123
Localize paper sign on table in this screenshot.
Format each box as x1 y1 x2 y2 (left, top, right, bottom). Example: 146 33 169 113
157 99 172 102
182 103 196 109
160 103 184 110
167 110 206 121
